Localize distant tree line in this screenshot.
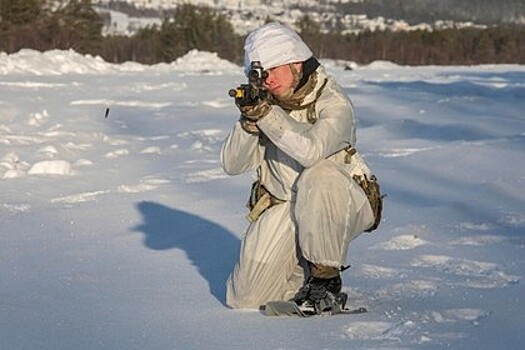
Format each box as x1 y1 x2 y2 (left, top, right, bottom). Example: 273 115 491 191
333 0 525 26
0 0 104 54
1 0 524 66
99 3 243 64
0 0 243 64
297 15 525 65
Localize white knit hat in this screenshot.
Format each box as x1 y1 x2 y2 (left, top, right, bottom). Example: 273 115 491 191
243 22 313 76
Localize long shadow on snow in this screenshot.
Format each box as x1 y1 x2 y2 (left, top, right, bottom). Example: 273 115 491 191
133 201 240 305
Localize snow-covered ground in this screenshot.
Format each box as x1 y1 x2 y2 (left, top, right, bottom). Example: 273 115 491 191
0 49 524 349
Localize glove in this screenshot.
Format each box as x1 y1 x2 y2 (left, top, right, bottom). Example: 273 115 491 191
239 116 259 135
238 99 271 122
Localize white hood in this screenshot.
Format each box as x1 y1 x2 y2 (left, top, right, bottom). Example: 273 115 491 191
243 22 313 75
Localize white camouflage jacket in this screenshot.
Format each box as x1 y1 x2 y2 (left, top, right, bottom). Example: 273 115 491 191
221 66 372 201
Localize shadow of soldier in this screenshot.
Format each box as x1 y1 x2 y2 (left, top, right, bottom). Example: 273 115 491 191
133 201 240 306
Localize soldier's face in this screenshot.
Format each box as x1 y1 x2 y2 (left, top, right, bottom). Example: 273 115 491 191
263 63 302 99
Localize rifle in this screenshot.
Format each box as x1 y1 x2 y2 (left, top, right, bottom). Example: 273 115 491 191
229 61 269 106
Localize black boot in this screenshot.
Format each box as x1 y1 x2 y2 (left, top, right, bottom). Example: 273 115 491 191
291 275 347 315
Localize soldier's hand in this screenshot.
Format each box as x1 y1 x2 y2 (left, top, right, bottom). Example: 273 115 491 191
239 116 259 134
239 99 271 122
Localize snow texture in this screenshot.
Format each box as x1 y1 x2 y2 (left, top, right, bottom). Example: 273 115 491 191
0 49 524 350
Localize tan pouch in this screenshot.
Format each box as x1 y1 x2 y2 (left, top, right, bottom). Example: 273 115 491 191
246 181 284 222
353 174 384 232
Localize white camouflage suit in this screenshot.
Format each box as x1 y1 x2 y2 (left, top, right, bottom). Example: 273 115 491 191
221 24 375 309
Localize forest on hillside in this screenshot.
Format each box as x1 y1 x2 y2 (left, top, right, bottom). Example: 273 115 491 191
1 0 524 65
96 0 525 25
332 0 525 25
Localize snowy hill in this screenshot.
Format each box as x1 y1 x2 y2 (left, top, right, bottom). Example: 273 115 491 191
0 49 524 349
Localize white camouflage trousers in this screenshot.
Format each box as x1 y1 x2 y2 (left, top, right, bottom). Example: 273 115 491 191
226 159 374 309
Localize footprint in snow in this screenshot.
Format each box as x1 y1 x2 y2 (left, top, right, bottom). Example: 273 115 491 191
410 255 520 289
427 308 490 325
342 309 489 346
375 279 439 300
342 321 397 340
